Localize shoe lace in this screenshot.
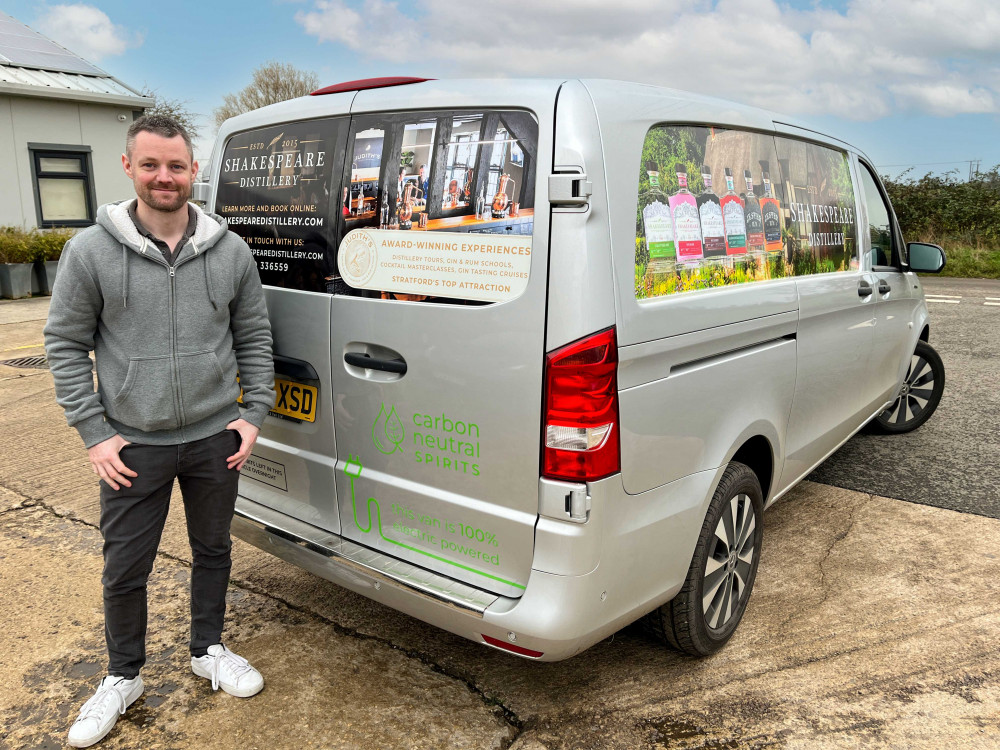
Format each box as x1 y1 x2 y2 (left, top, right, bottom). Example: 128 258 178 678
77 681 128 721
208 647 253 691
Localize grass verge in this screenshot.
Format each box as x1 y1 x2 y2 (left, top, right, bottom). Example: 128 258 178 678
930 242 1000 279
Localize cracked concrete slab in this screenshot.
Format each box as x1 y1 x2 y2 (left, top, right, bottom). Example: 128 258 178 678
0 499 516 749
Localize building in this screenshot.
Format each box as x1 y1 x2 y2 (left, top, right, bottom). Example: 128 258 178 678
0 11 151 229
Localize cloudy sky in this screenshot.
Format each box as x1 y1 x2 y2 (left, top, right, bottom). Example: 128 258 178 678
6 0 999 177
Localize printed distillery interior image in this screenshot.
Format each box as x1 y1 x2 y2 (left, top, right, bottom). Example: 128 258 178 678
340 110 535 242
215 109 537 301
636 125 859 299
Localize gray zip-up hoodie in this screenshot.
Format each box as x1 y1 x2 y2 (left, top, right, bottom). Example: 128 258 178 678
44 200 275 448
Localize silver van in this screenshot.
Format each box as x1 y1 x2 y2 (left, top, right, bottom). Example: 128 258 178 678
201 78 946 660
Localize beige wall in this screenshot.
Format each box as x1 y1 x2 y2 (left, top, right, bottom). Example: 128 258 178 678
0 94 138 228
0 97 27 227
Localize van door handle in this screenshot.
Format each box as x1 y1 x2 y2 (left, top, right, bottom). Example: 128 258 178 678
344 352 407 375
858 280 873 297
878 280 891 294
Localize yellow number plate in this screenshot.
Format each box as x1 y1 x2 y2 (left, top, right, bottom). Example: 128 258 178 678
271 378 318 422
238 377 318 423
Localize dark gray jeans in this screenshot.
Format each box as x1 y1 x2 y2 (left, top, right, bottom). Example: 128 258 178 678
99 429 240 679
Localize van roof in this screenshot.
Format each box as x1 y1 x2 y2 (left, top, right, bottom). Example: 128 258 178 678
215 77 863 159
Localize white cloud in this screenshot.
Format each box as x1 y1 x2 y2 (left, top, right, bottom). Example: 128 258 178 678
35 4 143 63
294 0 1000 120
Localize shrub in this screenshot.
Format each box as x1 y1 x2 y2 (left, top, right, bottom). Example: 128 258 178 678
0 226 74 263
883 165 1000 246
30 228 74 261
0 228 32 264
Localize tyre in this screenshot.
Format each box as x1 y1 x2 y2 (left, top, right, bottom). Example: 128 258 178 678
645 461 764 656
871 340 945 434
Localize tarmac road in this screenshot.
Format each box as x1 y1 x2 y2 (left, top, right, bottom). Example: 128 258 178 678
809 276 1000 518
3 293 1000 750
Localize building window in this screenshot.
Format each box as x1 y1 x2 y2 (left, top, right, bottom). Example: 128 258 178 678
28 144 96 227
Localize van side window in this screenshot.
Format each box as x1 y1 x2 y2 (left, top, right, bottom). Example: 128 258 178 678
772 136 859 276
332 109 538 305
635 126 859 300
858 163 898 268
216 117 348 293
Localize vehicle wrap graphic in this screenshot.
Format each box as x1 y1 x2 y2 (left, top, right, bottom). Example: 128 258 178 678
372 403 405 455
635 125 858 299
343 455 523 589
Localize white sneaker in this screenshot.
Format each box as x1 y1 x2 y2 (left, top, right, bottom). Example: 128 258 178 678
68 675 144 748
191 644 264 698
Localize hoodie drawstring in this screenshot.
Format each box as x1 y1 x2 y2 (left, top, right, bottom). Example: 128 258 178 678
122 242 133 308
193 239 217 310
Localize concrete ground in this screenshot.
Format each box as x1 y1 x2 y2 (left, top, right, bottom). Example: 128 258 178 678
2 296 1000 750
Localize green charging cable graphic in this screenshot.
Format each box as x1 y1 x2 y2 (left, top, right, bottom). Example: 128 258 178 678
343 454 525 590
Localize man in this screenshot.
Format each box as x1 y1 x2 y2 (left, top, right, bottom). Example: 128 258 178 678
44 114 275 748
417 163 428 202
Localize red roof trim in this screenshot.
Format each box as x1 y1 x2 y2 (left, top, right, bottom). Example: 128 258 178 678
310 77 432 96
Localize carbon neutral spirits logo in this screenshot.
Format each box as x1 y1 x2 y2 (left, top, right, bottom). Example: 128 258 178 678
412 411 481 476
372 403 405 455
371 403 482 476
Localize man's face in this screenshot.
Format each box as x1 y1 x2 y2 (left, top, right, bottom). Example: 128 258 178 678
418 166 425 182
122 132 198 213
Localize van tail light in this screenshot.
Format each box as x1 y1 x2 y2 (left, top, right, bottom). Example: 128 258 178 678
542 327 621 482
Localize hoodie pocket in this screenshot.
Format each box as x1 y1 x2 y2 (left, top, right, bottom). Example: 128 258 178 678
111 355 179 432
177 350 233 425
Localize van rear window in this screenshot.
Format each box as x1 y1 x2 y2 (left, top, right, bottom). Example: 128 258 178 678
216 110 538 303
216 118 347 292
334 110 537 304
635 125 858 300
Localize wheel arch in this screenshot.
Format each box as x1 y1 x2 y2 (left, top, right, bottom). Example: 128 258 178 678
730 434 775 504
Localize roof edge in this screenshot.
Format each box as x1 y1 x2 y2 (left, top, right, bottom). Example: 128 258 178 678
0 80 153 108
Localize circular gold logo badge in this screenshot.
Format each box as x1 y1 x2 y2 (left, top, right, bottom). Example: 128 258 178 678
338 229 378 288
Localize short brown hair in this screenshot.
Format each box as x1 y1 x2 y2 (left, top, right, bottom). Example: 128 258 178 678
126 114 193 160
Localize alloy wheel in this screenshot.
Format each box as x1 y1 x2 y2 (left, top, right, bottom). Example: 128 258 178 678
703 493 756 630
882 352 936 427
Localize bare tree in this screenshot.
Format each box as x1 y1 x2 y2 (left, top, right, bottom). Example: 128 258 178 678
139 87 201 139
214 61 320 127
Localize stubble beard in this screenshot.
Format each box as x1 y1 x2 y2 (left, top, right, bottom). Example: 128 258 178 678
138 181 190 213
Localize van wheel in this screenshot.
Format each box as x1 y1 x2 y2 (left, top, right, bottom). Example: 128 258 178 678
645 462 763 656
871 340 945 434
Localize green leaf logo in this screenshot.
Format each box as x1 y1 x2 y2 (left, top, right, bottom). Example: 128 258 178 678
372 403 404 455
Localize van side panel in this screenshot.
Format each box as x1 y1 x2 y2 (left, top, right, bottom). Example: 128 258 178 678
776 273 874 492
618 314 795 494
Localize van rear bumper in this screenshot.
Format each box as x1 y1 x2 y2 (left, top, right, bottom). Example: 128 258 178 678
232 468 717 661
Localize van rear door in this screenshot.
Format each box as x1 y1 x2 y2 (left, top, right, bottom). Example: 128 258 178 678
327 92 555 597
215 110 351 531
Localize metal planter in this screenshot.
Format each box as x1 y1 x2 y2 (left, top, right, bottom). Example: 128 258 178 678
34 260 60 295
0 263 34 299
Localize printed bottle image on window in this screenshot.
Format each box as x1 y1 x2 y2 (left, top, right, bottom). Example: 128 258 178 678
333 110 538 305
216 118 346 292
635 125 857 300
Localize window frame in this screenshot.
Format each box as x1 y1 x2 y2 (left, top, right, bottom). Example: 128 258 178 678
28 143 97 228
857 157 907 269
